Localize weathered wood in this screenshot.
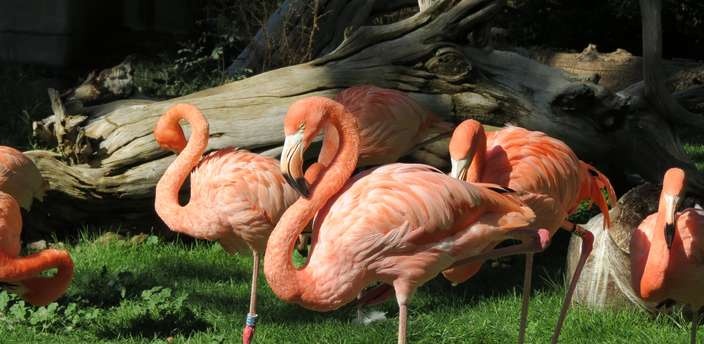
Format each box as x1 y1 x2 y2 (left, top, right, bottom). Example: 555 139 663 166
25 0 704 232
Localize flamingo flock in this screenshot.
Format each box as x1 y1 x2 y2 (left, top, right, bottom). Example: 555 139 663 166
1 84 702 343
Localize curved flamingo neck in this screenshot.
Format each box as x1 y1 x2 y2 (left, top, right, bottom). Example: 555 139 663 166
154 105 209 232
640 193 672 299
264 100 359 306
466 127 487 183
0 249 74 306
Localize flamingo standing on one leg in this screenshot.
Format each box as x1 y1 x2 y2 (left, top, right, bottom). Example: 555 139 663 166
153 104 305 344
631 168 704 344
0 147 73 306
264 96 552 344
447 119 617 343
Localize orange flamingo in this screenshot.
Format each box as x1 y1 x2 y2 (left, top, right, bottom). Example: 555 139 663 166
631 168 704 344
0 146 47 211
447 120 617 343
294 85 450 252
0 148 73 306
153 104 303 344
265 96 552 344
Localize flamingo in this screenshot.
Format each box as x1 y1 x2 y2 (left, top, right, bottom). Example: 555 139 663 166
317 85 450 168
631 168 704 344
264 96 552 344
0 146 48 211
0 148 73 306
294 85 450 252
447 119 617 343
153 104 303 344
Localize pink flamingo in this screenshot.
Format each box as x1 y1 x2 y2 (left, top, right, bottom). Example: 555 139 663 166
0 148 73 306
265 96 552 344
153 104 303 344
447 119 617 343
0 146 48 211
318 85 450 168
631 168 704 344
294 85 450 251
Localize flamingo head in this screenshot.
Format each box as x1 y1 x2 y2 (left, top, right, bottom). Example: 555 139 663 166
154 110 188 153
281 97 331 197
448 119 485 181
661 168 686 248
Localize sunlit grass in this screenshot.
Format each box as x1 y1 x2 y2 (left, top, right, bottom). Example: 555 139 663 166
0 232 696 343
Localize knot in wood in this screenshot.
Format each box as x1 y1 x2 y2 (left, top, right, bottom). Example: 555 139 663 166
424 47 472 83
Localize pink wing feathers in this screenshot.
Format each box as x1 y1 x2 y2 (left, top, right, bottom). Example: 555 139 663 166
318 85 445 167
186 148 299 253
0 147 47 211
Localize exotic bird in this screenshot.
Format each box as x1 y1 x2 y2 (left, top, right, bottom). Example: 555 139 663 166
153 104 301 344
265 96 551 344
447 119 617 343
0 146 47 211
0 147 73 306
631 168 704 344
294 85 450 251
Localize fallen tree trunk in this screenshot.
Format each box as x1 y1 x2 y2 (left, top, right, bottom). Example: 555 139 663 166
24 0 704 235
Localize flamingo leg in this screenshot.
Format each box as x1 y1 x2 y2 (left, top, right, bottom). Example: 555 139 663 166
449 228 551 268
398 302 408 344
549 221 594 344
518 253 533 344
242 250 260 344
692 307 703 344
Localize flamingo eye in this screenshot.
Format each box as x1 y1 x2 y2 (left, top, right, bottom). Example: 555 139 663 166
298 122 305 130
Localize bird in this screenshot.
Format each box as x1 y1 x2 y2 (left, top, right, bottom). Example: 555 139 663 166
293 85 451 252
265 96 552 344
447 119 617 343
631 168 704 344
318 84 451 168
0 148 73 306
153 103 303 344
0 146 48 211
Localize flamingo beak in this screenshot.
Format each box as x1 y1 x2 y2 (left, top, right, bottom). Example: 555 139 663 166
663 194 680 248
449 158 469 181
281 131 309 198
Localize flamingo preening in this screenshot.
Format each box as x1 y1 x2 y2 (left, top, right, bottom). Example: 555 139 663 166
447 120 617 343
0 147 73 306
265 96 551 344
631 168 704 344
153 104 302 344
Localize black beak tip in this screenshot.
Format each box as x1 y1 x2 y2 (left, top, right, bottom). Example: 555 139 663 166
296 177 310 198
665 223 675 248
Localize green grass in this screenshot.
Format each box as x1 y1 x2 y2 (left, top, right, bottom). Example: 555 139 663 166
0 233 696 344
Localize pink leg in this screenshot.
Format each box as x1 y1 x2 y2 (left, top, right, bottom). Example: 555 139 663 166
242 251 260 344
517 253 533 344
449 228 551 268
692 307 702 344
393 281 414 344
550 221 594 344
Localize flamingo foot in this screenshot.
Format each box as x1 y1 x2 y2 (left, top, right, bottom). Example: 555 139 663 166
242 313 257 344
550 224 594 344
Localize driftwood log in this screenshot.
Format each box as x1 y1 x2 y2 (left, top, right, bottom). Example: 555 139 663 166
24 0 704 235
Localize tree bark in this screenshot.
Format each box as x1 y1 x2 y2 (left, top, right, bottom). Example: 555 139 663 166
25 0 704 234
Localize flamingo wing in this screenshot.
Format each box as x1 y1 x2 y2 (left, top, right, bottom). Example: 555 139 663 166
319 86 438 166
0 147 47 211
189 148 299 252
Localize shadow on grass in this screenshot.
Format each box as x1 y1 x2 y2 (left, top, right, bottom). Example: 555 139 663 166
96 308 211 339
